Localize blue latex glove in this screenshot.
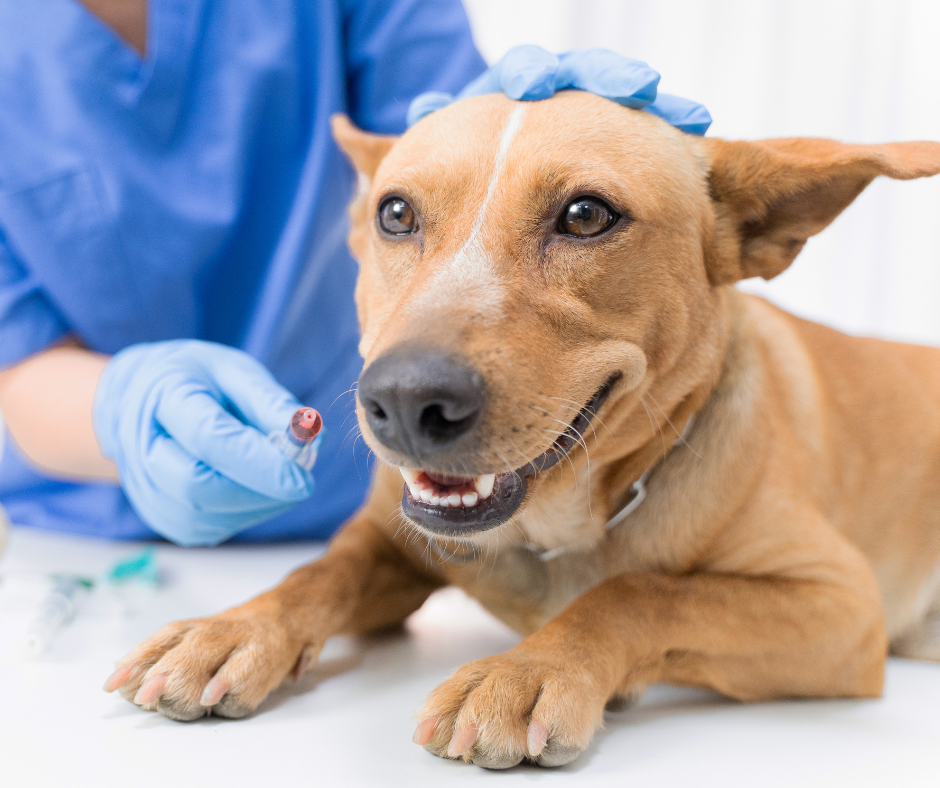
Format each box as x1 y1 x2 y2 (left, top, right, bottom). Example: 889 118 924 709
93 340 314 546
407 45 711 136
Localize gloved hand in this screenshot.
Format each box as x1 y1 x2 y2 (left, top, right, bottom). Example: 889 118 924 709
93 340 314 546
407 44 711 136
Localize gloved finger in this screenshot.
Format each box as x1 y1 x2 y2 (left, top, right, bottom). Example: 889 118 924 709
554 49 659 109
196 348 303 436
455 58 504 99
154 381 313 502
143 431 309 514
407 91 455 127
457 44 559 102
643 92 712 136
497 44 559 100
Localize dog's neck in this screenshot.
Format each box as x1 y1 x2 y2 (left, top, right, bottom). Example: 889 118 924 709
527 409 699 562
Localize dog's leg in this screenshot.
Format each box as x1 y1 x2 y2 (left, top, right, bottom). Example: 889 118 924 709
105 465 442 721
416 571 885 769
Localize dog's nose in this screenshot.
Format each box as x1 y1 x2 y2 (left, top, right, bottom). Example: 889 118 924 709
358 350 485 460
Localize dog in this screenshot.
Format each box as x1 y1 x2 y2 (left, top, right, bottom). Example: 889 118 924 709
104 90 940 769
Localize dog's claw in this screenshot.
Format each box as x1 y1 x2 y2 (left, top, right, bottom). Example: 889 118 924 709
447 724 478 758
413 716 440 745
200 675 231 707
103 664 135 693
134 674 167 706
527 720 549 757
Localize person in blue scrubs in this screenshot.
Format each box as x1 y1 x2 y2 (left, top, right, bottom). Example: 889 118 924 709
0 0 487 545
0 1 710 547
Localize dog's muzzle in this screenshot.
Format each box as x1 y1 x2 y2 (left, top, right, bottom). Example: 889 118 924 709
358 349 617 536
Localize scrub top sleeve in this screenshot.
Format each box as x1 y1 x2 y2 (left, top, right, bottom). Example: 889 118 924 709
342 0 487 134
0 230 70 369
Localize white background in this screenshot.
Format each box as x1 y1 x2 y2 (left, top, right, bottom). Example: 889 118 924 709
463 0 940 344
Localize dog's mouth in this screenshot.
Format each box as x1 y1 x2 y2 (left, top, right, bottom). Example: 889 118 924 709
398 375 619 537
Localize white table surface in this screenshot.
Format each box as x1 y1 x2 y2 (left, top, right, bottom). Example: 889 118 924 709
1 525 939 788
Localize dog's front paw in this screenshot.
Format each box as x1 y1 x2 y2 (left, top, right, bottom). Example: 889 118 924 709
102 610 315 722
413 649 606 769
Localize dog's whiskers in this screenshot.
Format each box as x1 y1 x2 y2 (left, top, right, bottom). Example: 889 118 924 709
328 382 359 412
387 508 430 566
480 529 500 580
547 395 613 440
646 393 702 460
527 404 599 509
506 442 535 477
341 421 362 449
494 447 521 482
639 395 667 460
539 428 582 490
565 422 594 519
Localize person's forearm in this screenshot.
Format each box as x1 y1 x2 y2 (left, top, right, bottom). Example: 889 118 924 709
0 338 119 482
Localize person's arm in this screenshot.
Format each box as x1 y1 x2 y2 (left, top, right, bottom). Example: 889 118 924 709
0 338 118 482
0 230 112 481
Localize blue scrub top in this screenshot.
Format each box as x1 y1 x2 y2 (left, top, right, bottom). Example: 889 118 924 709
0 0 486 541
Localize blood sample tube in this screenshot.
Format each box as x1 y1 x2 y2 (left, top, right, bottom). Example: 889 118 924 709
269 407 323 471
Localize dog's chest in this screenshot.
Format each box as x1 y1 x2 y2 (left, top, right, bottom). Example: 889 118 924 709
455 479 614 631
449 546 610 634
444 463 708 634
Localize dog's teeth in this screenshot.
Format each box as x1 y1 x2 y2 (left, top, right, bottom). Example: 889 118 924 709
399 467 421 485
474 473 496 499
405 470 490 508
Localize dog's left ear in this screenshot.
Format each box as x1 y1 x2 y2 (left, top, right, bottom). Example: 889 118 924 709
701 137 940 285
331 114 398 182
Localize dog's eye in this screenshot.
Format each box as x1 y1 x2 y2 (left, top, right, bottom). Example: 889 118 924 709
378 197 417 235
558 197 618 238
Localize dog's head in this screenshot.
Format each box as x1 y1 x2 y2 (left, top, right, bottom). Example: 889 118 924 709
333 91 940 540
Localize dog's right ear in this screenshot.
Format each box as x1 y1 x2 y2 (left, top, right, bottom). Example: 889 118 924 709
701 137 940 285
331 114 398 183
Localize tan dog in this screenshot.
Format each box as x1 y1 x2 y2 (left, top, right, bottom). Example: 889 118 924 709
105 91 940 769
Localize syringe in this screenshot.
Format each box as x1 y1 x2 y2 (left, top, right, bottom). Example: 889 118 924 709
269 407 323 471
23 575 93 659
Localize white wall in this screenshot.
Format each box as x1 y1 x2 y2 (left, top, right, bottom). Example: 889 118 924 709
463 0 940 345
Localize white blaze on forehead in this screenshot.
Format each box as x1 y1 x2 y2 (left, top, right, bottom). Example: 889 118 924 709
461 103 527 254
410 104 527 318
